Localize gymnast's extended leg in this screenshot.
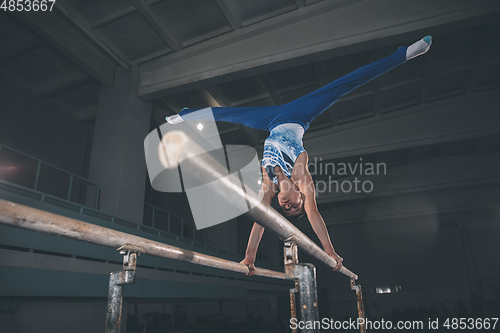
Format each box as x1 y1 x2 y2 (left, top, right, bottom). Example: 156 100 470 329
166 36 432 131
282 36 432 129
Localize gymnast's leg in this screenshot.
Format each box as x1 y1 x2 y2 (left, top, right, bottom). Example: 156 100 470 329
285 36 432 128
166 104 285 131
167 36 432 131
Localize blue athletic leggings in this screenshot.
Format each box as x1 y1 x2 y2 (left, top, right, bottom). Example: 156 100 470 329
178 46 408 131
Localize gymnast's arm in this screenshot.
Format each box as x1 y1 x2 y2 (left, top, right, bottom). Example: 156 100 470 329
239 167 277 275
294 153 344 271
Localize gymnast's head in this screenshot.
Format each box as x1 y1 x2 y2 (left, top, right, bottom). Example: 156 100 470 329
277 182 305 219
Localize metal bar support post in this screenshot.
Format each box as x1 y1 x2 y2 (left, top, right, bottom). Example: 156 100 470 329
285 237 320 333
284 240 299 333
293 264 320 333
351 279 366 333
105 244 142 333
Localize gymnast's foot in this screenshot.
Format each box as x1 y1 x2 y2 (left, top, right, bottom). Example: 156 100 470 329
406 35 432 60
166 107 189 124
166 114 184 124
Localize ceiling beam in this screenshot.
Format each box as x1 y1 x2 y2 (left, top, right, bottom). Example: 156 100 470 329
55 0 130 71
36 73 91 98
380 77 421 92
231 93 269 107
258 74 280 105
79 83 101 99
183 27 232 49
29 46 75 76
215 0 242 31
44 96 85 119
243 4 298 27
275 81 317 95
202 86 228 107
15 11 116 86
0 37 42 64
0 67 36 91
1 66 90 120
89 6 137 29
313 62 327 86
203 86 261 146
132 48 173 65
295 0 306 9
233 125 260 146
129 0 182 51
138 0 500 100
314 61 339 126
159 97 181 116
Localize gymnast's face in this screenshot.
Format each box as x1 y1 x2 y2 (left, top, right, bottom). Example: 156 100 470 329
278 183 305 218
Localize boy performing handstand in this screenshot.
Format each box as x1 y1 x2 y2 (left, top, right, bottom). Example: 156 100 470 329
166 36 432 274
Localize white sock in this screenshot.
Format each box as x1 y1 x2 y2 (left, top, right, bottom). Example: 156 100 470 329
406 36 432 60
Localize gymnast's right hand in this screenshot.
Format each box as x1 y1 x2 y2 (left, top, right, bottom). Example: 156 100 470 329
240 257 256 276
329 252 343 272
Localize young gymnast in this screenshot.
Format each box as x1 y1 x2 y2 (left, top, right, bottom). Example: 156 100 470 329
166 36 432 274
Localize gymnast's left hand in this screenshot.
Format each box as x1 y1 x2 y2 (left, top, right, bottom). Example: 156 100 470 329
329 252 343 272
239 257 256 276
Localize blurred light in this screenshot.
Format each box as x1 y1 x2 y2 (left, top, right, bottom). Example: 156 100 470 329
375 287 391 294
258 179 262 185
158 130 188 169
375 286 401 294
197 123 203 131
0 166 17 176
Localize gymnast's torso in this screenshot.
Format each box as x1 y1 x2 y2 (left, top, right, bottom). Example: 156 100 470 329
262 123 306 185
